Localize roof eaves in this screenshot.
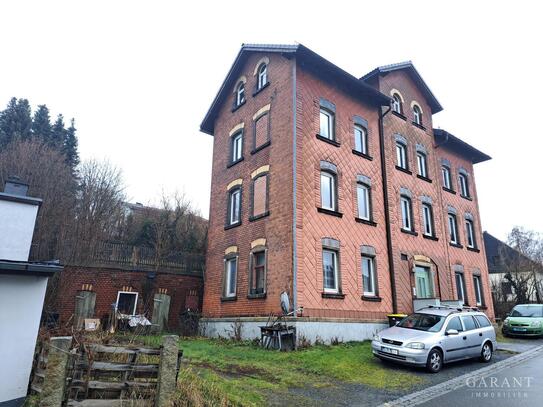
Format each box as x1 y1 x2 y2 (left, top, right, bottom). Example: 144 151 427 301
434 128 491 164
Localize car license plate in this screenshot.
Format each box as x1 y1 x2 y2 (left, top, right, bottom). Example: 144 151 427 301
381 346 399 355
513 328 527 332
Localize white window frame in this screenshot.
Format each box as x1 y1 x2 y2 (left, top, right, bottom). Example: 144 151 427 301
319 108 334 140
422 203 433 236
361 255 376 296
392 94 402 113
224 257 238 298
474 275 483 306
320 171 336 211
413 105 422 125
448 213 458 244
236 82 245 106
417 152 427 178
396 142 407 169
257 63 268 90
232 132 243 162
459 173 469 197
455 272 466 304
229 189 241 225
442 166 452 189
401 196 412 231
322 249 339 293
354 125 368 154
356 183 370 220
466 219 476 248
115 291 138 316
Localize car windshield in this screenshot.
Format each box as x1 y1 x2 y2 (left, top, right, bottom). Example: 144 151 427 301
397 313 446 332
511 305 543 318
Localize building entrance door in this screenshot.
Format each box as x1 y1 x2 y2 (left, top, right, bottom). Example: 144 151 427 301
415 265 433 298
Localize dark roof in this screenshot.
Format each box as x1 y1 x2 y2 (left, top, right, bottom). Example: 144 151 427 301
0 259 62 277
200 43 391 135
483 232 541 274
433 128 491 164
0 191 42 206
360 61 443 114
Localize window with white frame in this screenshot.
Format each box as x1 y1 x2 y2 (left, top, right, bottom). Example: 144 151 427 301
354 124 368 155
356 182 370 220
231 131 243 163
116 291 138 315
228 188 241 225
257 63 268 90
448 213 459 244
322 249 339 293
319 108 335 140
223 257 238 298
417 151 428 178
396 142 408 169
442 165 452 189
320 171 337 211
392 93 402 114
465 219 476 248
361 255 376 296
459 173 470 197
455 272 467 304
400 195 413 231
413 104 422 125
235 81 245 107
422 203 434 236
473 275 483 306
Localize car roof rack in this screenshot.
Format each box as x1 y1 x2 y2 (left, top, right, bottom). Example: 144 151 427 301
426 305 480 313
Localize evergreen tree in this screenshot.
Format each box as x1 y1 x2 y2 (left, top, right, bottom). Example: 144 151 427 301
0 97 32 147
62 118 80 170
32 105 52 144
50 114 66 149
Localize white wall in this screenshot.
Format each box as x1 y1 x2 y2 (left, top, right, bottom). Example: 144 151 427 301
0 274 48 404
0 199 39 261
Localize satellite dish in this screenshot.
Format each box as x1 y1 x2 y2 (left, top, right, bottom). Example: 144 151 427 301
280 291 290 315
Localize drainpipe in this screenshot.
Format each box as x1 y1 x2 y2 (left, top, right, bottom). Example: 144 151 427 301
378 104 397 313
291 58 298 315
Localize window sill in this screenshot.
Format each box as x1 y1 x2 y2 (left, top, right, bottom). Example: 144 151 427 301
355 217 377 227
461 194 473 201
401 229 418 236
422 234 439 241
247 292 267 299
416 174 432 183
316 134 341 147
412 121 426 131
221 296 237 302
467 246 480 253
249 211 270 222
352 150 373 161
252 82 270 97
224 222 242 230
361 295 382 302
322 292 345 299
251 140 271 155
231 100 246 113
442 186 456 194
395 166 412 175
317 207 343 218
227 157 244 168
449 242 463 249
391 111 407 120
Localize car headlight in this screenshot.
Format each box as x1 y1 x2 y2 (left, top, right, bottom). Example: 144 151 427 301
373 334 381 342
504 318 510 326
406 342 425 349
531 321 541 327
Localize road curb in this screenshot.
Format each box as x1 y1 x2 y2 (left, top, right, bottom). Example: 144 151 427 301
378 345 543 407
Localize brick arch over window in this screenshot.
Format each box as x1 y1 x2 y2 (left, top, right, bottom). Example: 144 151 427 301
410 100 424 114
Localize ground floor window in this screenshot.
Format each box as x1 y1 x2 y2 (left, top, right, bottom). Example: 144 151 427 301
415 265 433 298
455 272 467 304
473 275 484 306
361 256 376 296
224 257 238 298
116 291 138 315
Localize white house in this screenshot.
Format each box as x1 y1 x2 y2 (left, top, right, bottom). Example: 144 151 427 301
0 178 61 407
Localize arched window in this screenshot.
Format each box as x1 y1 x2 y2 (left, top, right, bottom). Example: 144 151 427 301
257 63 268 90
392 93 403 114
413 104 422 125
235 81 245 107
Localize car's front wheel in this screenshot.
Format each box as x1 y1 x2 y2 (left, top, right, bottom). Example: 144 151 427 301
480 342 493 363
426 348 443 373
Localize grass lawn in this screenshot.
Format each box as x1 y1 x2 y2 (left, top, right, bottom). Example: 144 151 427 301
141 336 424 406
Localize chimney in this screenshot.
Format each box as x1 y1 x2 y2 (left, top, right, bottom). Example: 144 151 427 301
4 176 29 197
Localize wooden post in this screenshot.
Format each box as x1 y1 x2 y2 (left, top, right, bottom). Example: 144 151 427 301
155 335 179 407
40 336 72 407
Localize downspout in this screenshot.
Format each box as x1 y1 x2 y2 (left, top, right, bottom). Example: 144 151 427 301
291 58 298 314
378 104 397 313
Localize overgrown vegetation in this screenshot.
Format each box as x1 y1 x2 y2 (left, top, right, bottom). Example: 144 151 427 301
142 337 424 406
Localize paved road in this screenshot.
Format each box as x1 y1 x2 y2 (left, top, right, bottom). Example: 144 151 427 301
417 349 543 407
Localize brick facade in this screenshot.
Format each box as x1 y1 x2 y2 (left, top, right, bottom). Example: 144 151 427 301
201 45 494 324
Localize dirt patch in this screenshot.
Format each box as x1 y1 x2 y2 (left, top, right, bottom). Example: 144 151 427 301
190 360 280 383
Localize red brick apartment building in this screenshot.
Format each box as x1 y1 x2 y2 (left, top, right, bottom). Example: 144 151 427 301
199 44 494 342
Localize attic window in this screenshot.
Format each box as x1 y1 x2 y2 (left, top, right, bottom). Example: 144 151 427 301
413 104 422 126
392 93 403 114
257 63 268 90
235 82 246 107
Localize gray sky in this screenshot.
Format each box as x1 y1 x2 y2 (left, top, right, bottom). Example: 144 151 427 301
1 1 541 241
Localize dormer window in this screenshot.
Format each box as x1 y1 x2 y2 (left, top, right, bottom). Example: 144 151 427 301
235 82 245 107
257 63 268 90
392 93 402 114
413 105 422 126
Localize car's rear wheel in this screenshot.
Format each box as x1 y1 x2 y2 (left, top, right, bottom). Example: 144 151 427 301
480 342 493 363
426 349 442 373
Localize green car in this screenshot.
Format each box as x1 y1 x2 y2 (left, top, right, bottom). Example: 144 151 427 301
503 304 543 337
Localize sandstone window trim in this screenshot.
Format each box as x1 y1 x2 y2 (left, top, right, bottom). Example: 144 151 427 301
391 91 404 115
465 218 477 250
248 245 267 298
256 62 269 92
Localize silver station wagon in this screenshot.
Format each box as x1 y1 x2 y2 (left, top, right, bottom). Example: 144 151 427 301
372 306 497 372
